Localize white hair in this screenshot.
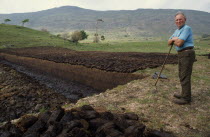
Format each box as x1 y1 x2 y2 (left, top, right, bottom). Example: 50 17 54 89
175 11 186 20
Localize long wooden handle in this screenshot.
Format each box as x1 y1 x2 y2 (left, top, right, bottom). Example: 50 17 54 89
154 45 173 86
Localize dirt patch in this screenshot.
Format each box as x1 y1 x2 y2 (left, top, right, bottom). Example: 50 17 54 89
0 46 178 73
0 105 175 137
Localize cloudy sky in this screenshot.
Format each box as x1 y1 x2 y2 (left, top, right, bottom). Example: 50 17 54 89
0 0 210 14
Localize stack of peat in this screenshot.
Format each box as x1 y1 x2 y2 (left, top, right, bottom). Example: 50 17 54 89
0 105 174 137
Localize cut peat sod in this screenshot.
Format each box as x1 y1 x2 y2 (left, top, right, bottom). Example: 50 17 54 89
0 105 175 137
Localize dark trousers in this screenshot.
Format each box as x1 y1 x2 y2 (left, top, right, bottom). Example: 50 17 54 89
178 49 195 101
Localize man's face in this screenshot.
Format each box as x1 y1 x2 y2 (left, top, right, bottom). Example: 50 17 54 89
175 14 186 29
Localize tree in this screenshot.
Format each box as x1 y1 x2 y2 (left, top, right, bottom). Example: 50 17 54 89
4 19 11 24
71 30 88 44
80 30 88 40
71 31 82 44
22 19 29 26
101 35 105 41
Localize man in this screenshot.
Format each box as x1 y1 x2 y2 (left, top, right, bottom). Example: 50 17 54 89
168 11 195 105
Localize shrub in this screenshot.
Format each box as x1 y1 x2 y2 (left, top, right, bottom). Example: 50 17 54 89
101 35 105 41
71 31 82 43
71 30 88 44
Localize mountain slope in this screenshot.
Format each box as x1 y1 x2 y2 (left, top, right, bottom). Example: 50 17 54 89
1 6 210 38
0 24 72 48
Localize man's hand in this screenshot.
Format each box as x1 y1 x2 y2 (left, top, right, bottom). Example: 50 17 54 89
168 39 174 46
168 37 184 47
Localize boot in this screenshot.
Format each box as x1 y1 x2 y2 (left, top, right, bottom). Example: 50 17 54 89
173 93 182 99
172 98 191 105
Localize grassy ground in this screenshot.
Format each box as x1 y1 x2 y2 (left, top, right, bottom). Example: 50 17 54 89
66 55 210 137
0 24 72 48
1 24 210 55
67 40 210 55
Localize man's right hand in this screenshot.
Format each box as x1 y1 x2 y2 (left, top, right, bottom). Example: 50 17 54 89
168 39 174 46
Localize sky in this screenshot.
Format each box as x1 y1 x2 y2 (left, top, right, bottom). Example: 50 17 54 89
0 0 210 14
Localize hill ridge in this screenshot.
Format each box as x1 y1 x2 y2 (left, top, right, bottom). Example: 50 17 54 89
1 6 210 38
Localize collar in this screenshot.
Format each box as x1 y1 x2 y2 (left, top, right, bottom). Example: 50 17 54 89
178 24 185 30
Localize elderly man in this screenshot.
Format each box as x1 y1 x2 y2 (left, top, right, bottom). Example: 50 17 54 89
168 11 196 105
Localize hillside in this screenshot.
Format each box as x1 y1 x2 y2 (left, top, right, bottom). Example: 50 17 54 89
0 24 72 48
1 6 210 39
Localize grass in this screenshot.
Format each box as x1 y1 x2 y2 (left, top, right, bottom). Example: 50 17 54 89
64 40 210 55
39 107 48 113
0 24 73 48
1 24 210 55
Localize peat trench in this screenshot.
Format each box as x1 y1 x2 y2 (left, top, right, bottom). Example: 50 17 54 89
1 60 99 101
0 53 145 92
0 46 178 95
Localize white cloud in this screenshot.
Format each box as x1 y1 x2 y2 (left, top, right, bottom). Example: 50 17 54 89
160 0 210 12
0 0 209 14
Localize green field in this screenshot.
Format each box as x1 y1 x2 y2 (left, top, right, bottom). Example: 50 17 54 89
0 24 72 48
0 24 209 55
71 40 210 55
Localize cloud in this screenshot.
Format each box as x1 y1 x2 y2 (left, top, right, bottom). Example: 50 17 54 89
0 0 73 13
160 0 210 12
199 2 210 12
